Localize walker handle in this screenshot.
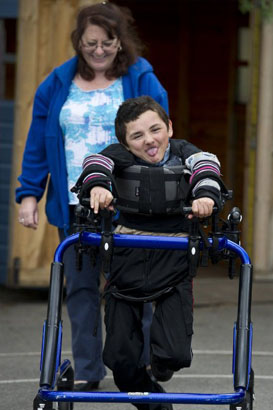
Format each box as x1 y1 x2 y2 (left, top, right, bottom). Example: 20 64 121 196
182 206 218 215
80 197 117 212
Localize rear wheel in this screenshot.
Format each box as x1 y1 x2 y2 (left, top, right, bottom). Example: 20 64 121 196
56 365 74 410
57 403 73 410
230 368 254 410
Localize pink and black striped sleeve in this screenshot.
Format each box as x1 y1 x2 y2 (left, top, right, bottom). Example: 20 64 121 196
185 152 222 206
81 153 115 193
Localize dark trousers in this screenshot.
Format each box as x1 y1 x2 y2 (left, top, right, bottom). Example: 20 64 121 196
59 206 153 380
59 206 106 381
103 280 193 406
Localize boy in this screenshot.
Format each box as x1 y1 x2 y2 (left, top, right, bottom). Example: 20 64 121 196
75 96 224 410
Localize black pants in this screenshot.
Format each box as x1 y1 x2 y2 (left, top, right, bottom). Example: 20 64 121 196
103 280 193 405
58 206 106 381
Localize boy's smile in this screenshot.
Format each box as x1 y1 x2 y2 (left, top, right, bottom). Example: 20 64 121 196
125 110 173 164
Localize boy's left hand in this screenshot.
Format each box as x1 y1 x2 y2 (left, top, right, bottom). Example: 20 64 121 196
90 186 114 214
188 197 215 219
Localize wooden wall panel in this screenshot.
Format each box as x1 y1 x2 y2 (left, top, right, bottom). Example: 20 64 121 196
8 0 100 287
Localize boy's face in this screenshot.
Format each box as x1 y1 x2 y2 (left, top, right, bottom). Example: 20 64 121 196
124 110 173 164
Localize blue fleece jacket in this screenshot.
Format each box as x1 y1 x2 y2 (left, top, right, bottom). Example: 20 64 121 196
15 56 169 230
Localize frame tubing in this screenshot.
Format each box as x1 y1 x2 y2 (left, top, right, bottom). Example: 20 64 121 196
234 264 253 389
54 233 251 265
39 388 245 405
40 262 64 387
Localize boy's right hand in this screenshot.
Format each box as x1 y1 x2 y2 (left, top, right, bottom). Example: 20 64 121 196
90 187 114 214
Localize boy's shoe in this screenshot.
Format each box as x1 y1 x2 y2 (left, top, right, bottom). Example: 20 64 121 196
151 356 174 382
73 380 100 391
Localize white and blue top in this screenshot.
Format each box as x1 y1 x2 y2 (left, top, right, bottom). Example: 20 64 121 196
60 77 124 204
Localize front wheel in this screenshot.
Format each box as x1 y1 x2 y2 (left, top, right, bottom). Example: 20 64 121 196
33 394 53 410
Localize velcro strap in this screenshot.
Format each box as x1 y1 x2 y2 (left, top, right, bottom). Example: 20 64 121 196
188 237 200 277
149 168 166 214
139 168 150 214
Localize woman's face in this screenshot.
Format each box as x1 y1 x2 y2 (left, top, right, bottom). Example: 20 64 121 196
80 24 120 75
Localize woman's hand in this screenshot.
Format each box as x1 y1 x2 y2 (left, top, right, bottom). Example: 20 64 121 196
90 187 114 214
188 197 215 219
18 196 39 229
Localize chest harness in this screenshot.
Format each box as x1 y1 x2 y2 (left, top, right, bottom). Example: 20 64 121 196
114 164 190 215
100 163 202 302
76 164 215 304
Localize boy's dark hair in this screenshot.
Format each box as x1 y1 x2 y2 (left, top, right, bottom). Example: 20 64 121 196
71 2 143 81
115 96 170 146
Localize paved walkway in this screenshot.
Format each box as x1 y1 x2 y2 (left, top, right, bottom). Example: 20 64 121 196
0 264 272 410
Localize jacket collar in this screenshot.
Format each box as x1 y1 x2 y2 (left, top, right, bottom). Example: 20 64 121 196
126 57 153 79
55 56 78 84
54 55 152 85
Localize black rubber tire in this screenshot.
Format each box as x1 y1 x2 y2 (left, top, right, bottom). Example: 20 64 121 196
56 365 74 410
57 402 73 410
230 369 254 410
229 393 253 409
33 394 54 409
56 365 74 392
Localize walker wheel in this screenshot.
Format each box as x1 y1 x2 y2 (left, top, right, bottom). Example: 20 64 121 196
56 365 74 410
57 403 73 410
230 369 254 410
229 392 253 409
33 394 53 409
56 365 74 391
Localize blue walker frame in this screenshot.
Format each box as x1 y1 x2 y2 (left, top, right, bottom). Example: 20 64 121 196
34 225 253 408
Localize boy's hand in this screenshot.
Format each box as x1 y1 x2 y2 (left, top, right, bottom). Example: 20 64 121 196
90 187 114 214
188 197 215 219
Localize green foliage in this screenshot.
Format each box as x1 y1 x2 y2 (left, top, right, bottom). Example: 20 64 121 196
239 0 273 19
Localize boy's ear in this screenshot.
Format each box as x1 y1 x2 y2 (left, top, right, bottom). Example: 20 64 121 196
168 120 173 138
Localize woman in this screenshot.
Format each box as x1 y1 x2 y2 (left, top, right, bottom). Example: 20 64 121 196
16 1 168 391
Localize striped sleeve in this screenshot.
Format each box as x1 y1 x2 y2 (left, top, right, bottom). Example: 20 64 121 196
185 152 221 198
82 154 114 189
82 153 114 171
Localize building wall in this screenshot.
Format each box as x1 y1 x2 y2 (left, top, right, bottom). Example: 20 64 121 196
4 0 273 286
0 0 18 284
116 0 248 212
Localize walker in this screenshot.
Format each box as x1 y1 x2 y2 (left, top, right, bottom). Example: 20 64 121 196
33 201 254 410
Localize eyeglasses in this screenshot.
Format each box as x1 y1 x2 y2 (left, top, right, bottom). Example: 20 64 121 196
81 38 118 52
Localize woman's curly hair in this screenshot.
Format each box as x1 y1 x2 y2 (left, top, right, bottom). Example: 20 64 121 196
71 2 144 80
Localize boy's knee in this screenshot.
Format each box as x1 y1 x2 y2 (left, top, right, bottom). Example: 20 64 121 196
170 342 193 370
176 349 193 369
152 346 193 372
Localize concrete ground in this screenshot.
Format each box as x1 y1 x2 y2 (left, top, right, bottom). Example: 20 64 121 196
0 264 273 410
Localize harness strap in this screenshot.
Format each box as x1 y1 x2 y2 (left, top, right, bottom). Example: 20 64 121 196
198 223 211 267
117 197 181 213
139 167 150 214
188 218 201 277
109 286 174 302
149 168 166 214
